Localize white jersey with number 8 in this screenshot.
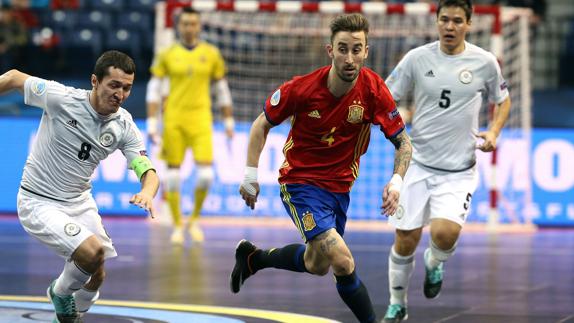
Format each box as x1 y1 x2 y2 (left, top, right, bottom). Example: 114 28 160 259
21 77 146 202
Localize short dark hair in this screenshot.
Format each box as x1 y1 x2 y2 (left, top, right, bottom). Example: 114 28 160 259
330 13 369 44
93 50 135 82
437 0 473 21
181 7 200 17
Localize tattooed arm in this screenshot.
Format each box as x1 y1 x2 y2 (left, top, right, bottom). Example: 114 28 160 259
389 129 412 178
382 129 412 216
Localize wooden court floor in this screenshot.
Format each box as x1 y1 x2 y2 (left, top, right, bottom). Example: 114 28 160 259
0 215 573 323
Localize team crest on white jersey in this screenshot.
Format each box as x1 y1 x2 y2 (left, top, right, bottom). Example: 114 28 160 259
99 132 115 147
31 79 46 96
270 89 281 106
459 70 473 84
347 101 364 124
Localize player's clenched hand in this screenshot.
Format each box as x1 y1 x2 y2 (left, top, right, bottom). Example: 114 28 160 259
130 192 155 218
239 181 260 210
381 174 402 217
476 131 497 152
382 184 400 217
225 127 234 140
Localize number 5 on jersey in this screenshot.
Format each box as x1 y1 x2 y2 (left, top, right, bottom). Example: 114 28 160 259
439 89 451 109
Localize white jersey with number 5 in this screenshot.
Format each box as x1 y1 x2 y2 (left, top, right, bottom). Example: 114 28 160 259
386 41 509 172
21 77 146 202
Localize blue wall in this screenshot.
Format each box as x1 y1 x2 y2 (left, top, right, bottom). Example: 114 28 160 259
1 117 573 226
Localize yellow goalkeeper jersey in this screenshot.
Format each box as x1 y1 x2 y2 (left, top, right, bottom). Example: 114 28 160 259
150 42 226 127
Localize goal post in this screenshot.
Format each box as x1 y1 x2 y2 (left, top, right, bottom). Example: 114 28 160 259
154 1 533 227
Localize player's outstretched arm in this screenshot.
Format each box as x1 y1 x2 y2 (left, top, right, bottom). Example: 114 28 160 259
239 112 274 210
145 76 163 145
214 78 235 139
477 96 512 152
382 129 412 216
130 169 160 218
0 69 30 95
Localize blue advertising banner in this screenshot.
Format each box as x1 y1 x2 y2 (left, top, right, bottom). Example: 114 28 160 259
1 117 572 225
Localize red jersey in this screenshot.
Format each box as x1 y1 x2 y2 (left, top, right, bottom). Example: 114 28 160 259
264 66 405 193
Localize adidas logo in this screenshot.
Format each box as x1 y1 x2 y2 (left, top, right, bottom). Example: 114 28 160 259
66 119 78 128
425 70 435 77
308 110 321 118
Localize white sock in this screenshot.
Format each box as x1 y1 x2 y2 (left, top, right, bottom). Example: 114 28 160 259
425 240 456 269
388 245 415 306
74 288 99 313
53 260 91 296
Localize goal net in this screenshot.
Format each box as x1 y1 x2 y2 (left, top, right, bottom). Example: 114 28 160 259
154 1 533 226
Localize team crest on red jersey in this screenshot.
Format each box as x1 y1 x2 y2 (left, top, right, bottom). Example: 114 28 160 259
302 211 316 231
347 101 364 124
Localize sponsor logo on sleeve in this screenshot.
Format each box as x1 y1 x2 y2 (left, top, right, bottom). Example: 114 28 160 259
270 89 281 106
388 108 400 120
500 81 508 91
31 79 47 96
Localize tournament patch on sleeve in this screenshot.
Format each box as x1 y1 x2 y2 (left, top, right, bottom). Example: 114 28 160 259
30 78 47 96
270 89 281 106
388 108 400 120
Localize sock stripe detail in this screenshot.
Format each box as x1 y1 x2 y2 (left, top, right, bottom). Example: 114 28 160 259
390 252 414 265
73 261 91 276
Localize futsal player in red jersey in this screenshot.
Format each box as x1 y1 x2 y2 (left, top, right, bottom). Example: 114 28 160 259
231 13 412 322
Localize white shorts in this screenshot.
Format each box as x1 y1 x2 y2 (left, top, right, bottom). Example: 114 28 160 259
389 162 479 230
17 189 117 259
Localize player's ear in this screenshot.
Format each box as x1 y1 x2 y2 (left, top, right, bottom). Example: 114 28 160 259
364 44 369 60
91 74 98 89
326 43 334 59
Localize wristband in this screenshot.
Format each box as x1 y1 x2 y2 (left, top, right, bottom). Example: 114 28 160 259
244 166 257 182
388 173 403 193
146 116 158 133
224 116 235 132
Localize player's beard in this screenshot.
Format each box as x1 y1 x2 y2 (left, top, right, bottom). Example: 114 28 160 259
337 62 362 83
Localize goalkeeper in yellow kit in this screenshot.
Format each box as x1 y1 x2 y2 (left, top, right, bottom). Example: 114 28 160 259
146 7 234 244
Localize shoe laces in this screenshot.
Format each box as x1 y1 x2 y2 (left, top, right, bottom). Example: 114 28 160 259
56 294 77 315
384 304 404 318
428 263 444 284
